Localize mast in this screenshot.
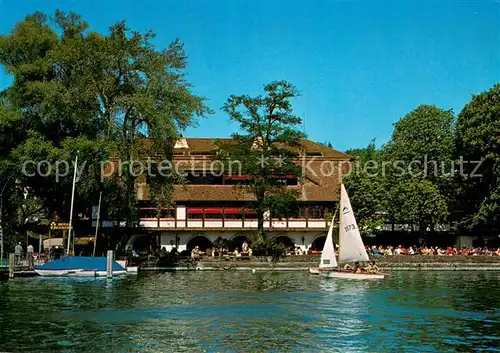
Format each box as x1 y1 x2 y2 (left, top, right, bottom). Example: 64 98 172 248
92 191 102 257
66 154 78 256
338 183 342 270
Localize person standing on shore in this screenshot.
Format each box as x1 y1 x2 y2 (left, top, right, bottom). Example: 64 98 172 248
27 244 34 269
14 242 23 266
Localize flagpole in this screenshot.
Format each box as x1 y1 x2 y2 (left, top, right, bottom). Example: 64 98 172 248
66 155 78 256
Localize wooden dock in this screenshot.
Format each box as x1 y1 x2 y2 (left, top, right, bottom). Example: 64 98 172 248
0 254 39 279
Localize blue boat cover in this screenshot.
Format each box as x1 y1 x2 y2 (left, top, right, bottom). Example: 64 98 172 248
35 256 125 271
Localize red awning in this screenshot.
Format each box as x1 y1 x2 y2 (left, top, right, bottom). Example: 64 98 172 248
224 174 295 180
268 175 296 179
204 207 223 214
223 175 249 180
224 207 257 214
187 207 257 215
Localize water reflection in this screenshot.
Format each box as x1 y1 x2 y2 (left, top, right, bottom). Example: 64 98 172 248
0 271 499 352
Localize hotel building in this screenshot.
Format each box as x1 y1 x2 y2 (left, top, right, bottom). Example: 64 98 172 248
96 138 351 253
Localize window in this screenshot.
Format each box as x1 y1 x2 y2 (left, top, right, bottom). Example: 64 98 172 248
285 206 304 219
225 213 244 220
190 151 215 156
186 172 223 185
205 213 222 219
187 213 203 219
138 208 158 219
223 175 250 185
159 209 175 218
306 152 323 156
244 210 257 220
274 177 298 186
308 206 325 219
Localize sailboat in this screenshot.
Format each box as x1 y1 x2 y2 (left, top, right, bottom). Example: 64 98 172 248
311 184 384 280
35 155 127 277
309 210 337 274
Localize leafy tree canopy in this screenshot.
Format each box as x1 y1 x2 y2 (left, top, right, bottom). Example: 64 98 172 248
455 83 500 233
217 81 305 256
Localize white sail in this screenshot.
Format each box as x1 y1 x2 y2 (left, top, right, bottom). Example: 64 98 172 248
319 217 338 268
339 184 370 263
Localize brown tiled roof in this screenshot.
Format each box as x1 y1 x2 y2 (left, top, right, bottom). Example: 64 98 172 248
132 137 351 202
170 184 341 202
137 159 351 202
141 137 350 160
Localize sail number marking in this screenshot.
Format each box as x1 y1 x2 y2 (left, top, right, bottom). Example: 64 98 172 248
344 224 356 232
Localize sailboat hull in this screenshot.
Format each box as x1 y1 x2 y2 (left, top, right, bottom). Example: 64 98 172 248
320 271 384 280
310 268 342 275
35 269 127 277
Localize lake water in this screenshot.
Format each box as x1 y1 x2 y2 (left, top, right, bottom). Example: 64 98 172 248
1 271 499 352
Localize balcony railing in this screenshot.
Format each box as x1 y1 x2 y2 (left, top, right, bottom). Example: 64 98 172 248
137 218 326 230
93 206 328 230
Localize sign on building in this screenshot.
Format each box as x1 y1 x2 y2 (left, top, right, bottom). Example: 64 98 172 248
50 222 71 230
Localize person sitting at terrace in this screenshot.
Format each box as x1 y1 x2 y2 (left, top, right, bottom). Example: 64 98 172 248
495 248 500 256
233 248 241 257
191 246 201 260
242 241 249 253
160 247 167 257
371 245 380 256
248 247 253 256
408 246 415 255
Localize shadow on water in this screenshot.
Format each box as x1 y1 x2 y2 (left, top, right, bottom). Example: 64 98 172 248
0 271 499 352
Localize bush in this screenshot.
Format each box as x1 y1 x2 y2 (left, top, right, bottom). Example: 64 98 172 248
213 237 229 257
252 236 287 263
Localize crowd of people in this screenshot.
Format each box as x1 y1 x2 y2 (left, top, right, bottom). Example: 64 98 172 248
366 245 500 256
344 261 381 274
297 244 500 257
149 242 500 261
190 240 254 260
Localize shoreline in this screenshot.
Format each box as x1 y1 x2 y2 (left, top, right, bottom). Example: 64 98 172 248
141 266 500 271
3 255 500 278
142 255 500 271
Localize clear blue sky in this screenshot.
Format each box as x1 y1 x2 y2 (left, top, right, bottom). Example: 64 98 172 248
0 0 498 152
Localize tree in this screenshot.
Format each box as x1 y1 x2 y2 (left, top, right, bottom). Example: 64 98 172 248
455 83 500 234
212 236 229 258
0 12 115 249
217 81 305 257
344 139 387 234
382 105 455 233
79 19 210 245
0 11 209 250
